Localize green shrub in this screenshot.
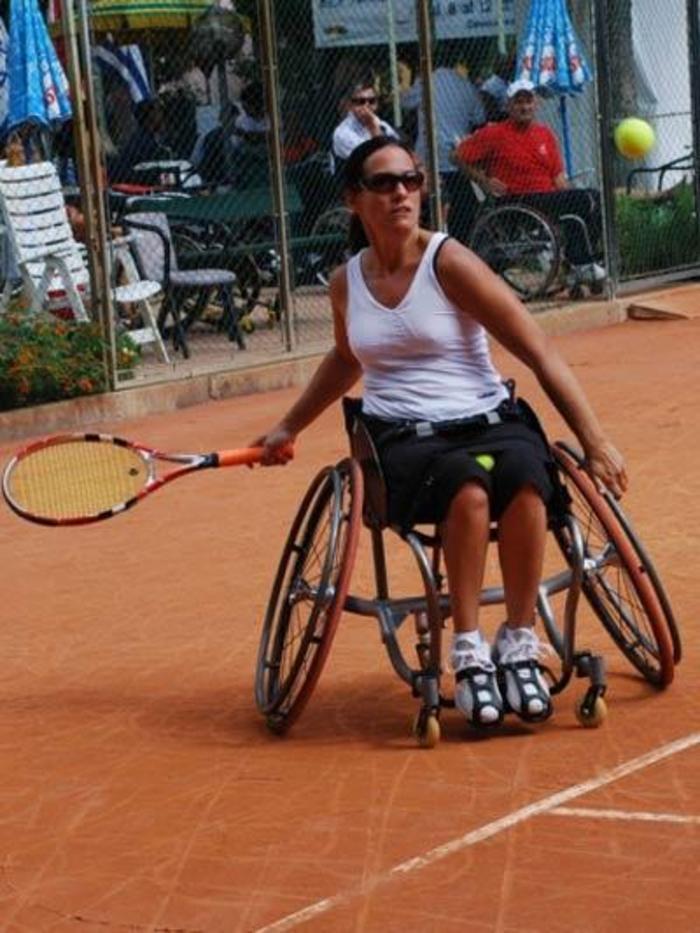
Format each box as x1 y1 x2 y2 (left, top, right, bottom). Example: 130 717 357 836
616 182 699 277
0 306 139 411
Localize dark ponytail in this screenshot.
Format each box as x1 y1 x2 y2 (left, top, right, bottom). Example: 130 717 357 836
348 213 369 254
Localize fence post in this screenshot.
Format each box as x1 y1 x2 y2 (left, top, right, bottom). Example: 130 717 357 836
416 0 443 231
63 0 116 389
258 0 295 353
686 0 700 250
590 0 619 295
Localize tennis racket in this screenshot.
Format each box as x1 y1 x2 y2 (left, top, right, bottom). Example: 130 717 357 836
2 433 293 527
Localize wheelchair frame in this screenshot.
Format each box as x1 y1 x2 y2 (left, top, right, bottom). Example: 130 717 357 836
255 412 681 746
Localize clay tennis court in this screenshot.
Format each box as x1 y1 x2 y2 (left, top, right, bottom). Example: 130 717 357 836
1 315 698 931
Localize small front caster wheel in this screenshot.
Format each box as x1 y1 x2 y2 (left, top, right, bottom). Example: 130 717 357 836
413 710 441 748
575 694 608 728
240 315 255 334
266 713 289 735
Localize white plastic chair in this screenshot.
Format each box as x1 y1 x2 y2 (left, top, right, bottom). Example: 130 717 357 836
0 161 169 362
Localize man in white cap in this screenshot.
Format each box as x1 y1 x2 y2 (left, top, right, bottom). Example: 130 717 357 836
454 79 605 286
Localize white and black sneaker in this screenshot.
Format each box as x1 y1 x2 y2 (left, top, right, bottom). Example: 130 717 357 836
569 262 607 289
493 624 553 723
451 633 504 729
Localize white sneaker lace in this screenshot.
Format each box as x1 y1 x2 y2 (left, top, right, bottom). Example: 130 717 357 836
495 628 553 666
451 640 496 674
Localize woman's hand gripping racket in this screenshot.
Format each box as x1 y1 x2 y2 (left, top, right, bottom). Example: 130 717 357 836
2 433 294 527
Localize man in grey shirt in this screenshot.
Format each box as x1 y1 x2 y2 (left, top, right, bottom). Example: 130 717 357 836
401 43 485 241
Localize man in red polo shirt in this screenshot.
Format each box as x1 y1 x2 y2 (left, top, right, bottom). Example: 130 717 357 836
454 79 604 285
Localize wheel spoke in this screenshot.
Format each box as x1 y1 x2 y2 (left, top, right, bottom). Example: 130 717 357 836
255 462 363 726
470 206 558 299
553 445 674 687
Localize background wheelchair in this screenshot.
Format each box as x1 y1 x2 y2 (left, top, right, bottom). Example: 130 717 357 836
466 182 603 302
304 186 601 303
255 395 681 747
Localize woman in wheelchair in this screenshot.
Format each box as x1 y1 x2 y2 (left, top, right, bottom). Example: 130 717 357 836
254 136 627 730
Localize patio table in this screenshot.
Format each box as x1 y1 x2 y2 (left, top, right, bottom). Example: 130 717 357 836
129 186 303 227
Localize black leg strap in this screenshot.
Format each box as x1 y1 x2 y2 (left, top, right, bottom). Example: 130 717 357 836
497 660 552 723
456 666 504 728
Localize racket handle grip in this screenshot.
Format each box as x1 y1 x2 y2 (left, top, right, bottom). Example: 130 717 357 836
216 443 294 467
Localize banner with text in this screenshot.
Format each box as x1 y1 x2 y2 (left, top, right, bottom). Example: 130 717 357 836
313 0 515 48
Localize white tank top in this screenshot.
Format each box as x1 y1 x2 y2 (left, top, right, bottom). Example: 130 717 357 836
346 232 508 421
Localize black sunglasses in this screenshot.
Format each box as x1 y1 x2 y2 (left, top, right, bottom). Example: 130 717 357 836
360 170 425 194
351 95 378 105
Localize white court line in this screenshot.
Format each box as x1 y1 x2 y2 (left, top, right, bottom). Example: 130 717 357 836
254 731 700 932
549 806 700 825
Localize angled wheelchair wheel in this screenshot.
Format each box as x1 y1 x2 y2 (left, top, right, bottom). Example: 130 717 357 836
309 206 351 288
255 459 363 732
469 204 560 300
552 443 677 688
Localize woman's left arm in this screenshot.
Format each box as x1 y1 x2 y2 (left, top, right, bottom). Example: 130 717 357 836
438 240 628 497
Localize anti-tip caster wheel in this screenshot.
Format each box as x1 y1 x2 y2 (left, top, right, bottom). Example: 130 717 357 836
575 694 608 728
413 710 441 748
266 712 289 735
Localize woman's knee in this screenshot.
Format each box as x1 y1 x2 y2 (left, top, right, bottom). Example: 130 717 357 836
502 482 546 519
447 481 490 522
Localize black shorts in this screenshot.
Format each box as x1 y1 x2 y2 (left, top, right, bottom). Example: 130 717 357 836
363 406 556 531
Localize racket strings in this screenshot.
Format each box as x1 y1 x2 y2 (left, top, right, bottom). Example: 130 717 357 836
7 441 150 520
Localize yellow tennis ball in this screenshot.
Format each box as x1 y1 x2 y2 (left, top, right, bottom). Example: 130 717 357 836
475 453 495 472
614 118 655 160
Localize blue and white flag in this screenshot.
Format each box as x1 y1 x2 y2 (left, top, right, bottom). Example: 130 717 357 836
95 36 152 105
0 16 9 138
517 0 592 97
7 0 72 130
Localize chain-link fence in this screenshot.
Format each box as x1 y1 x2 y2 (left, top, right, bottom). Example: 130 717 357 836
1 0 699 400
596 0 699 284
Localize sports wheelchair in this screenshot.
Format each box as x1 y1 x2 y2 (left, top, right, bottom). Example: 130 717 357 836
255 397 680 747
255 390 682 748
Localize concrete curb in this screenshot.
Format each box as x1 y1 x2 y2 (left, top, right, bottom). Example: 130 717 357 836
0 299 627 443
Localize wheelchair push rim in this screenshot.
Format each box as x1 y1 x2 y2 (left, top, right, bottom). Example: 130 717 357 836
255 459 363 731
552 443 677 688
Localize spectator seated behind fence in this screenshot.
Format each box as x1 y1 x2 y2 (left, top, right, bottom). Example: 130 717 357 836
110 98 174 183
332 78 399 167
194 82 271 189
454 79 605 285
400 42 485 243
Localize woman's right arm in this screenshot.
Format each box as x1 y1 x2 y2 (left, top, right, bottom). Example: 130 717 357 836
254 266 362 464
